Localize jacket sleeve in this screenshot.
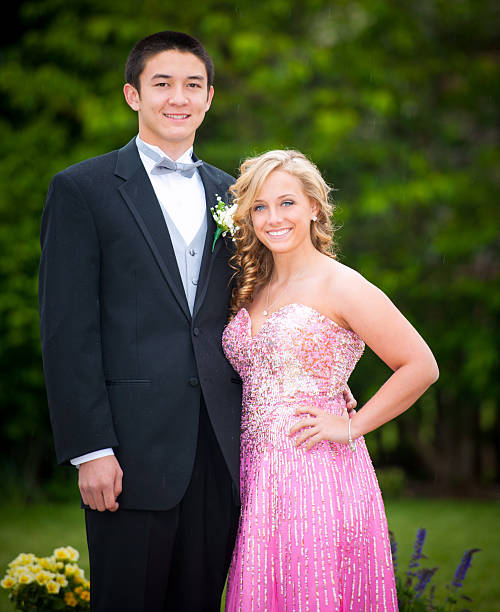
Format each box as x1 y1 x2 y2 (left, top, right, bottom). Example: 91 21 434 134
39 171 118 464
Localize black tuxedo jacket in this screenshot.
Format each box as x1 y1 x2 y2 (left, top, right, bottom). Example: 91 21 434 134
39 138 241 510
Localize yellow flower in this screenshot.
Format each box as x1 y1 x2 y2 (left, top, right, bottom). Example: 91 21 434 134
35 570 53 585
79 589 90 601
17 571 35 585
73 568 86 584
64 592 79 607
46 579 61 594
53 546 79 562
39 557 57 572
27 564 41 574
12 566 36 581
65 564 78 576
55 574 68 587
57 561 64 570
9 553 36 567
66 546 80 562
74 585 83 595
1 576 16 589
53 547 70 561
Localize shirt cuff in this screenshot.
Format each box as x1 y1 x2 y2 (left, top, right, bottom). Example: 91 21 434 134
70 448 115 467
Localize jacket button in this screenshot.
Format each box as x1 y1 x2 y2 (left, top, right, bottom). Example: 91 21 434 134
189 377 199 387
193 328 200 336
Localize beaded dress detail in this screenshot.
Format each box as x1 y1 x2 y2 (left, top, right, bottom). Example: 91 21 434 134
223 303 397 611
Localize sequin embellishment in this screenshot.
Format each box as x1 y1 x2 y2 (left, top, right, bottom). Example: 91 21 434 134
222 303 398 611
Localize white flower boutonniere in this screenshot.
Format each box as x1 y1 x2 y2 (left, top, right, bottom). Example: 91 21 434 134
210 194 238 252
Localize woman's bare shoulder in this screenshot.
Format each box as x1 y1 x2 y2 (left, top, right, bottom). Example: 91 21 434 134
322 258 368 291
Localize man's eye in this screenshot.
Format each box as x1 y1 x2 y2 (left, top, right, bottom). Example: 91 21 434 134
155 82 168 87
187 82 202 88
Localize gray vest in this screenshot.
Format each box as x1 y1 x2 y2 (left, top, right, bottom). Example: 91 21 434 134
160 208 207 314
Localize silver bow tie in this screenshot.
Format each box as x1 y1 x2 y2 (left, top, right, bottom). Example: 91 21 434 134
151 157 203 178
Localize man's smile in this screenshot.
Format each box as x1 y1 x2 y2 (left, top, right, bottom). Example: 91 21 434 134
163 113 190 120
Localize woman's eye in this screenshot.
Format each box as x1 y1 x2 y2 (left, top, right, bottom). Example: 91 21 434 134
253 204 265 212
282 200 294 207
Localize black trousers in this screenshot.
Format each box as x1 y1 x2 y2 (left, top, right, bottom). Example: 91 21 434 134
85 402 239 612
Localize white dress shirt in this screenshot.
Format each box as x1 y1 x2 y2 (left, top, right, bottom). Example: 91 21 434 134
71 137 207 467
136 137 207 245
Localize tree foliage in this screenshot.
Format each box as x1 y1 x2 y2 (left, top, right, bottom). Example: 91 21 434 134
1 0 499 498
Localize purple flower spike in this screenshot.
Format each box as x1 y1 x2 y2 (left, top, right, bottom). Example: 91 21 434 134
451 548 481 590
413 528 427 559
405 528 427 587
414 566 437 598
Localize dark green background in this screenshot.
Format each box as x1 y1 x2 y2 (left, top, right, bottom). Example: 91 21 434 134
1 0 498 501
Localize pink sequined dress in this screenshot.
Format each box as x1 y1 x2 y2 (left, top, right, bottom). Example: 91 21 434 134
222 303 398 611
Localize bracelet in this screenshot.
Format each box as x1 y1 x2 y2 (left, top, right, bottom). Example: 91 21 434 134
348 419 356 452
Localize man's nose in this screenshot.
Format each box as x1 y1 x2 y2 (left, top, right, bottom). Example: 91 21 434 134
168 85 188 105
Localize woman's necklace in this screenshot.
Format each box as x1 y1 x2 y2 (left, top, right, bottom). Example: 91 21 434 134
263 277 287 316
263 273 299 316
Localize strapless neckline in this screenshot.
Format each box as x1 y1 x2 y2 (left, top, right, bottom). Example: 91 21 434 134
240 302 359 340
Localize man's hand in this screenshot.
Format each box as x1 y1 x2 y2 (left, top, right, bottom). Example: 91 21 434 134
78 455 123 512
343 385 357 416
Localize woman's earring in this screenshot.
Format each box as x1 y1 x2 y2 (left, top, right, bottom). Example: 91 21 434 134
312 215 317 222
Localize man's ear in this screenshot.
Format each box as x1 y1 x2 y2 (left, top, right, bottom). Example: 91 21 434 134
205 85 214 111
123 83 140 111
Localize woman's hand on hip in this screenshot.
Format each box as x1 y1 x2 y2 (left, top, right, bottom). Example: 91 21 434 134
290 406 349 450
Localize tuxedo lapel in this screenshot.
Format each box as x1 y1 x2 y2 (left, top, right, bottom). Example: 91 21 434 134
115 140 191 322
193 164 225 318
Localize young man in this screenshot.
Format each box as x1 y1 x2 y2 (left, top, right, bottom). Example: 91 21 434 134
39 31 241 611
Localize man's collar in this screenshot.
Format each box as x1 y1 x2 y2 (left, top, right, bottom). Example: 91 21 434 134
136 135 194 164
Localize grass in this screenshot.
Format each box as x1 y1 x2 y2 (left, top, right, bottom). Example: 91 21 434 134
0 497 498 612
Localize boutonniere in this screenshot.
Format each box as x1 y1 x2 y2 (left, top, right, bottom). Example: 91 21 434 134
210 194 238 252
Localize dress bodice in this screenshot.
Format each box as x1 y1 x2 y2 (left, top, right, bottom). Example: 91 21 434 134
223 303 364 409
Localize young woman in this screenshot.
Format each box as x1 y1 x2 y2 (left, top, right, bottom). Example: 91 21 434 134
222 150 438 611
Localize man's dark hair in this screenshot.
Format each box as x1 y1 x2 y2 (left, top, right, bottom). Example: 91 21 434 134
125 30 214 92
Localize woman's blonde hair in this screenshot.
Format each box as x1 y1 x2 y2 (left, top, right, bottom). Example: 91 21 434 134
229 149 336 317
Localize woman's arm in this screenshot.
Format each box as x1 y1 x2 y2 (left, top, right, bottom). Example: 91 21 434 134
339 268 438 439
291 266 438 448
